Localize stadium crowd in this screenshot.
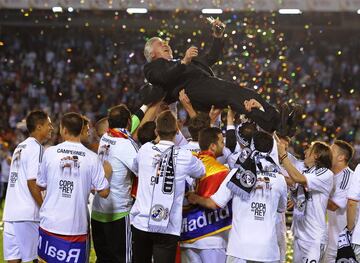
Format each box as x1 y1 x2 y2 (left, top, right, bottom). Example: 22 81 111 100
0 19 360 263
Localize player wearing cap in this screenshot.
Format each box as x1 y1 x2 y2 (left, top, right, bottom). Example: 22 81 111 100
36 112 110 263
3 110 53 263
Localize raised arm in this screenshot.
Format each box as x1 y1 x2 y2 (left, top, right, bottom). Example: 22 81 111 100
202 18 226 66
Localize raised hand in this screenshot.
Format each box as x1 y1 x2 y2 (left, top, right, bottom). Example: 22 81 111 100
181 46 198 65
179 89 197 118
209 105 222 126
211 18 226 38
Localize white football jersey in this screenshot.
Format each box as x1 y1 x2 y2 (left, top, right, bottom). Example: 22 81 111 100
130 140 205 236
211 168 288 261
92 132 138 216
3 137 44 222
37 141 109 235
347 164 360 245
327 167 353 253
292 167 333 244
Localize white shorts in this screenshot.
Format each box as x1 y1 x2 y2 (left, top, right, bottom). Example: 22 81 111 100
293 238 326 263
181 248 226 263
226 255 279 263
3 221 39 262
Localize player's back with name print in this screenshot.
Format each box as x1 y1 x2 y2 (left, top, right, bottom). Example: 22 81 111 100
43 141 100 198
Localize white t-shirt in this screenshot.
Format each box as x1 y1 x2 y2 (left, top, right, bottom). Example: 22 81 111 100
130 140 205 236
327 167 353 253
293 167 333 244
37 141 109 235
3 137 44 222
347 164 360 245
211 168 288 261
92 133 137 215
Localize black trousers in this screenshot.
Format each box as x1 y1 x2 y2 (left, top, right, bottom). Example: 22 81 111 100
91 216 132 263
185 77 280 132
131 226 179 263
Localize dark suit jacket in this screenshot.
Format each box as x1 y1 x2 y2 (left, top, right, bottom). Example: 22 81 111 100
143 38 224 104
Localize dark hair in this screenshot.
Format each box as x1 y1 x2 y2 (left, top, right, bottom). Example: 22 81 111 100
95 117 109 137
334 140 354 164
156 110 177 140
188 113 210 141
311 141 332 169
82 115 90 127
199 127 222 151
253 131 273 153
26 110 49 133
108 104 131 129
138 121 157 145
237 122 257 143
61 112 84 137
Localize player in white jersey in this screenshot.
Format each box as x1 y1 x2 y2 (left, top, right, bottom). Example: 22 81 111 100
276 138 333 263
91 105 138 263
188 131 288 262
3 110 53 263
130 110 205 263
346 164 360 260
323 140 354 263
36 112 110 263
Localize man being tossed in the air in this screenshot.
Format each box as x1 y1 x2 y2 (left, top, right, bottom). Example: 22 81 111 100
143 18 299 134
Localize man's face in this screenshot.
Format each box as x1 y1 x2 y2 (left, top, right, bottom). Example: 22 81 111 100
211 133 224 158
38 117 54 142
151 39 173 61
304 145 316 168
330 144 343 167
80 124 90 144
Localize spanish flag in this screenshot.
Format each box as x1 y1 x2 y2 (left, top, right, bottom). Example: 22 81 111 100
196 151 229 197
180 150 232 244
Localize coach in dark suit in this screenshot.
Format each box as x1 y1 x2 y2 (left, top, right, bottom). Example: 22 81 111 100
143 19 281 133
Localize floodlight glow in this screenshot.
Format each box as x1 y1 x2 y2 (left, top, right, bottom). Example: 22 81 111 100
52 6 63 13
357 9 360 14
68 7 74 12
201 8 223 14
126 8 148 14
278 9 302 14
